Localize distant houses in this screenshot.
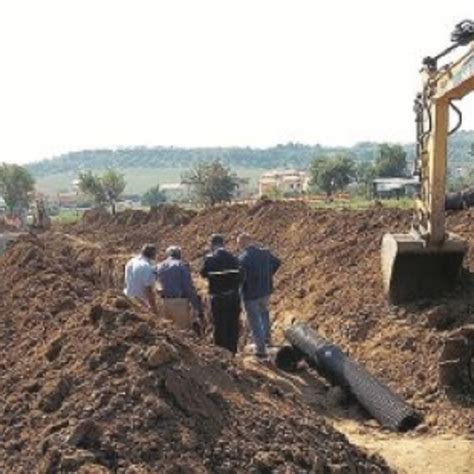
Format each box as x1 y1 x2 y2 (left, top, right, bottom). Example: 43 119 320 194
160 183 190 202
372 177 420 199
258 170 310 197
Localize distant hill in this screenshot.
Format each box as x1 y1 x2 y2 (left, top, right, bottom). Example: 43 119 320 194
26 131 474 194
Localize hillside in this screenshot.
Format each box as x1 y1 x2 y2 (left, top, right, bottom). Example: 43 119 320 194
26 131 474 194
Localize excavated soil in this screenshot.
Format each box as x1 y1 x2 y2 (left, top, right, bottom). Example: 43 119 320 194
0 233 390 473
70 202 474 435
2 201 474 472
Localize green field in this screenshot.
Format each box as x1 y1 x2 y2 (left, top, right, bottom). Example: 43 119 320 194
35 167 266 195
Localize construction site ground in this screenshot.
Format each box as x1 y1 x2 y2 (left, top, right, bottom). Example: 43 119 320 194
1 200 473 473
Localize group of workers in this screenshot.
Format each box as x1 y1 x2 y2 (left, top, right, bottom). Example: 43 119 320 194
124 233 281 358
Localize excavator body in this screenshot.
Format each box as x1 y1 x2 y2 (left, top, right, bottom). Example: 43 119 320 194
382 20 474 304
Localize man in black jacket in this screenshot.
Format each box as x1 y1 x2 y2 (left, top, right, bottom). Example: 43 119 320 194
200 234 242 354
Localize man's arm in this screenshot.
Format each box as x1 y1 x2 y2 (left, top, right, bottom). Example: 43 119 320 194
144 285 159 315
124 261 130 293
199 255 210 278
233 255 245 285
181 265 203 314
142 264 159 314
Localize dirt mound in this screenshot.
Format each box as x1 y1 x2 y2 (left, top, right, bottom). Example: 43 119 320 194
79 205 195 231
70 201 474 435
0 236 390 472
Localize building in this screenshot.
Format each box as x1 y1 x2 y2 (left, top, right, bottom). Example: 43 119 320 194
161 183 191 202
56 192 81 208
0 197 6 215
372 177 420 199
258 170 310 197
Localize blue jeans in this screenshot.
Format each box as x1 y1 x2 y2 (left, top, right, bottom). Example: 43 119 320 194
244 296 270 355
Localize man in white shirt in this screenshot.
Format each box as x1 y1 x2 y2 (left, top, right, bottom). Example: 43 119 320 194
124 243 158 314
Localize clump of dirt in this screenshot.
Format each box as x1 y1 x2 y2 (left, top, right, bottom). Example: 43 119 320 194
0 235 390 472
70 201 474 435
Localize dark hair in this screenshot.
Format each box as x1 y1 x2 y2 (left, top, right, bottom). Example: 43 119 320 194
141 243 157 260
166 245 182 259
210 233 225 248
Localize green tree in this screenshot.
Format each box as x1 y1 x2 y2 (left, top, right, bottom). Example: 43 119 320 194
375 144 407 177
182 160 238 206
0 163 35 215
309 155 355 197
78 169 125 214
355 161 376 198
141 184 167 207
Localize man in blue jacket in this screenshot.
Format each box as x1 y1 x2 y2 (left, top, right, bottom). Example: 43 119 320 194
237 233 281 358
156 246 204 331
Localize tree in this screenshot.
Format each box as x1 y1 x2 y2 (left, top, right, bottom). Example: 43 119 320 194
0 163 35 215
355 161 376 198
375 144 407 177
141 185 166 207
78 169 125 214
182 160 238 206
309 155 355 197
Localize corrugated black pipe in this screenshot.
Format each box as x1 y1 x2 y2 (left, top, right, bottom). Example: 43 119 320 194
281 322 422 432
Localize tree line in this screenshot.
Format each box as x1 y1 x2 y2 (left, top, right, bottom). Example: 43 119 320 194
25 131 474 179
1 139 473 216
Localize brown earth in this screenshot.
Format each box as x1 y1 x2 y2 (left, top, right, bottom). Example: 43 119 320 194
0 232 390 472
2 200 474 472
70 202 473 434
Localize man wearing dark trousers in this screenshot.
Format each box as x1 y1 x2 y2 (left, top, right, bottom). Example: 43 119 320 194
200 234 242 354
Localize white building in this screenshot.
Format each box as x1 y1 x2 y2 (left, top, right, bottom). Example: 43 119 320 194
0 197 6 215
161 183 191 202
258 170 310 197
372 177 420 198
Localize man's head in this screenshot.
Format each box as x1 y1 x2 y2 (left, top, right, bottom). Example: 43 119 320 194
141 243 157 260
165 245 182 259
210 233 225 251
237 232 252 250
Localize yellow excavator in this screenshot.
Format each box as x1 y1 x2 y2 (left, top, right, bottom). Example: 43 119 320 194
382 20 474 304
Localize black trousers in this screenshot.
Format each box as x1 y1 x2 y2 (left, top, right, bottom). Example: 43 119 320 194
210 293 241 354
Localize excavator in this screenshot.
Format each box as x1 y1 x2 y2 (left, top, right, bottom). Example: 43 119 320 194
381 19 474 304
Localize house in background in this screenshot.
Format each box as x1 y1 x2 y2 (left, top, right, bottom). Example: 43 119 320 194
258 170 310 197
161 183 191 202
56 192 80 208
372 177 420 199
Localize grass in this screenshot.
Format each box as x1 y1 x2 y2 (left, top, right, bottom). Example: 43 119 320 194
35 167 267 195
52 209 83 224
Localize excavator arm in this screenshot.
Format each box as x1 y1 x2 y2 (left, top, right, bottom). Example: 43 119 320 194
419 43 474 245
381 20 474 303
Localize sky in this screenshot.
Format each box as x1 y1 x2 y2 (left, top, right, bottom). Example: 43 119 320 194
0 0 473 164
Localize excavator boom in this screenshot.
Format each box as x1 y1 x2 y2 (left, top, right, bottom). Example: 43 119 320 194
381 21 474 304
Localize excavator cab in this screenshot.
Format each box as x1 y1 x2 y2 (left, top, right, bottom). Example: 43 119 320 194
382 20 474 304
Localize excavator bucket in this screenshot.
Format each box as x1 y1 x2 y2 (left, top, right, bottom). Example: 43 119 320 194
381 232 467 304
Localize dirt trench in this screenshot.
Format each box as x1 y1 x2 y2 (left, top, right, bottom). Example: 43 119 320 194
1 201 474 472
69 202 474 471
0 231 392 472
